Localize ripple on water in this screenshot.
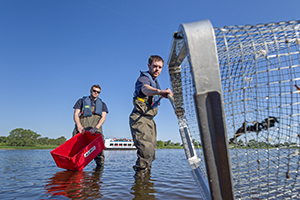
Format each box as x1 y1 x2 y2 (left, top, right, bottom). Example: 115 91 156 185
0 149 202 200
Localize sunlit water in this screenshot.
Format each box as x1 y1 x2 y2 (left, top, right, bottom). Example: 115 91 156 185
0 149 201 200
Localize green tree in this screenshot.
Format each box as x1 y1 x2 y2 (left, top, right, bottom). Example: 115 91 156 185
247 139 257 148
7 128 40 146
284 142 289 147
0 136 7 143
38 137 49 145
237 139 244 147
164 140 171 146
47 138 57 145
55 136 67 145
156 140 164 148
174 142 181 146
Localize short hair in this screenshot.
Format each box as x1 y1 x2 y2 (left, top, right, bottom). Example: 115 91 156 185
91 84 101 91
148 55 164 66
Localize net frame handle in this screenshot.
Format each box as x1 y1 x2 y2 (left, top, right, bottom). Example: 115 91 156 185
180 19 235 200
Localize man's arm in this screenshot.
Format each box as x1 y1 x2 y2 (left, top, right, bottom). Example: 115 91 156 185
95 112 107 130
141 84 173 98
74 109 85 134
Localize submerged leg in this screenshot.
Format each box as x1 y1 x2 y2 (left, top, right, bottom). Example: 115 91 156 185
130 114 157 178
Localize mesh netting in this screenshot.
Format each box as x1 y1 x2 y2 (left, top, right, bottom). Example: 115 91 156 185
169 20 300 199
216 20 300 199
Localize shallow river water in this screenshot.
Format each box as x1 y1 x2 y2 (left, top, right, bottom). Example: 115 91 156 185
0 149 201 200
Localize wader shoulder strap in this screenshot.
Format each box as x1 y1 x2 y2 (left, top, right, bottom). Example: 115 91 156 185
137 71 162 108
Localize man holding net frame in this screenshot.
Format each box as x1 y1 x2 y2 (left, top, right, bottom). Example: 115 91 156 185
129 55 173 178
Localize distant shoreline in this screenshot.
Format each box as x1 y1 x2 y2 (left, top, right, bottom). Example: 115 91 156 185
1 145 298 150
0 145 184 150
0 145 59 150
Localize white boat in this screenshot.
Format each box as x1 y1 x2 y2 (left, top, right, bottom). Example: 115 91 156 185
104 138 136 150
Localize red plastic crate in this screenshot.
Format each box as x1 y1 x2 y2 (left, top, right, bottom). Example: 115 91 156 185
50 131 104 171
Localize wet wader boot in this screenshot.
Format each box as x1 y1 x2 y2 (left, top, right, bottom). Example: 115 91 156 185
72 106 105 169
129 97 158 178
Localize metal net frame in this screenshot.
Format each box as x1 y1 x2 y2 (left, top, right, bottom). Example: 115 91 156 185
168 20 300 200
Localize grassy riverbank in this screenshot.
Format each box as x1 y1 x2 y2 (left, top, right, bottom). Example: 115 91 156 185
0 145 59 150
157 146 183 149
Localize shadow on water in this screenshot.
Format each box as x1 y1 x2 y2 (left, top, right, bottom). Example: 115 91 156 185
45 168 103 199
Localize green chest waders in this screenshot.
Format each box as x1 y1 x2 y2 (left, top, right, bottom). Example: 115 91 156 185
72 106 105 168
129 96 158 176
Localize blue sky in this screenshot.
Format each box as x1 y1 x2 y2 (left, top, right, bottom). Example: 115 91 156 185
1 0 299 143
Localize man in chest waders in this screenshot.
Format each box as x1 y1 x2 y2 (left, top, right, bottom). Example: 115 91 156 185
129 55 173 178
72 84 109 170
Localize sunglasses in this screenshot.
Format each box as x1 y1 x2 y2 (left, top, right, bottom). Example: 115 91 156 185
92 89 100 94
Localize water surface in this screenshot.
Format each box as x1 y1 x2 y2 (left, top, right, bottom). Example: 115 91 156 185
0 149 201 199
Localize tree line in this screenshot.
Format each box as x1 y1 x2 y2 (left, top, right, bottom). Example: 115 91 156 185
0 128 186 148
0 128 66 147
230 139 298 148
156 140 182 148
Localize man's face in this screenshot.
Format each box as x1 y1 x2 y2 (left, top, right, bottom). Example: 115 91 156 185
148 60 163 79
90 87 101 99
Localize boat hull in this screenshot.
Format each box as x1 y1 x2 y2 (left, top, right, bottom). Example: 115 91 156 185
104 138 136 150
104 147 136 150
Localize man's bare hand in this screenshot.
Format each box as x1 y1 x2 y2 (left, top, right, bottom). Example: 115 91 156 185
78 126 85 134
159 88 173 98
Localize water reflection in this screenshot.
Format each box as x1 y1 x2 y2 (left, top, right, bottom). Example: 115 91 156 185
0 150 200 199
131 176 157 200
45 169 103 199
